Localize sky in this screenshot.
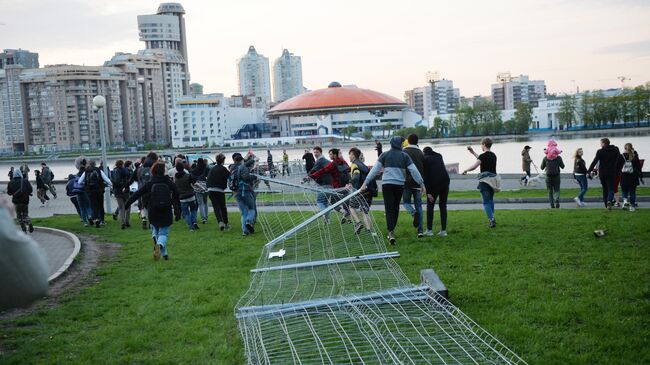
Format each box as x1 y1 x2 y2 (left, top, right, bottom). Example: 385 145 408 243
1 0 649 99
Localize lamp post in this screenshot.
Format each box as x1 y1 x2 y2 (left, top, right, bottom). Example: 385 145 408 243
92 95 112 214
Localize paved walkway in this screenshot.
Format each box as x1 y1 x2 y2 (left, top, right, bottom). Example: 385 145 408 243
29 229 77 279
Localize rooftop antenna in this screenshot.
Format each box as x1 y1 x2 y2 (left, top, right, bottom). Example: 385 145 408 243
617 76 630 88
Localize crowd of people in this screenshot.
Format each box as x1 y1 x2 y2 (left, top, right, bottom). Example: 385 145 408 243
4 135 644 257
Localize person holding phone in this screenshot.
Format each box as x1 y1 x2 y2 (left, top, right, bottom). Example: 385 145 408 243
462 138 499 228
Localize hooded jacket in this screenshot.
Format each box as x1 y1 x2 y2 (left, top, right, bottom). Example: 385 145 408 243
588 144 623 176
366 136 424 187
403 144 424 189
6 170 33 205
422 149 450 192
206 163 230 192
522 149 532 171
125 175 180 227
309 156 332 186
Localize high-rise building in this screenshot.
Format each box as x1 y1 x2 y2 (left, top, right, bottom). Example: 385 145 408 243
491 74 546 110
237 46 271 106
0 49 39 70
0 49 39 152
272 49 303 102
404 79 460 120
189 82 203 95
404 86 434 121
19 65 127 152
105 53 168 144
138 3 190 110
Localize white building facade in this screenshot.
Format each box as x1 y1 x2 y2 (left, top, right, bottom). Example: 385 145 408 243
170 94 265 147
404 80 460 122
237 46 272 106
272 49 304 103
491 74 546 110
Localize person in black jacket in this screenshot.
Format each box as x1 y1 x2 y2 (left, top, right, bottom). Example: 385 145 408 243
111 160 132 229
402 134 425 237
588 138 623 209
620 143 643 212
572 148 589 207
6 169 34 233
207 153 230 231
65 174 82 220
540 154 565 209
79 160 112 228
422 147 450 237
191 158 210 224
302 149 315 173
34 170 49 206
173 161 199 231
125 161 181 261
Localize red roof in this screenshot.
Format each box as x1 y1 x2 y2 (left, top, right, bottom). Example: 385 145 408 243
268 83 406 115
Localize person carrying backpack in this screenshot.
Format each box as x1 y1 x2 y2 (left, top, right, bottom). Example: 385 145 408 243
173 161 199 231
125 161 181 261
79 160 112 228
191 158 210 225
72 158 92 226
137 152 158 229
207 153 230 231
34 170 49 207
231 153 257 236
422 146 450 237
40 162 57 199
540 149 565 209
347 147 375 234
308 148 352 223
620 143 643 212
6 169 34 233
111 160 132 229
65 174 82 221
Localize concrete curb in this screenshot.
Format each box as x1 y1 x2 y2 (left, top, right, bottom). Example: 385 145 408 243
34 226 81 282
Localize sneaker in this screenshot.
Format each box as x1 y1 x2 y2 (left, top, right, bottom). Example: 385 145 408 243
202 219 208 224
121 224 126 230
607 201 613 210
437 230 448 237
192 223 200 230
387 231 396 245
28 223 34 233
219 222 225 231
417 231 424 238
424 230 434 237
614 202 621 208
153 244 161 261
125 223 131 228
489 219 497 228
100 221 107 226
95 220 101 228
629 206 636 212
580 201 586 207
412 211 420 228
112 212 118 221
242 232 249 237
574 197 581 206
142 219 148 230
20 222 27 232
623 199 629 208
246 223 255 234
354 221 364 234
224 223 231 231
83 222 89 227
340 216 351 224
555 201 560 209
163 255 169 261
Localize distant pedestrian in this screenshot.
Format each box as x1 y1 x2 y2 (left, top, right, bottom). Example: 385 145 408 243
40 162 57 199
347 147 375 234
125 161 181 261
620 143 643 212
402 134 425 238
363 136 426 245
462 138 499 228
65 174 82 221
34 170 49 207
375 140 383 157
540 147 565 209
422 146 450 237
173 161 199 231
266 150 276 178
309 148 352 223
79 160 112 228
138 152 158 228
207 153 230 231
192 158 209 224
521 145 532 185
231 153 257 236
73 158 92 226
110 160 132 229
308 146 333 222
588 138 623 210
6 169 34 233
282 150 290 176
302 149 315 173
573 148 589 207
8 167 14 180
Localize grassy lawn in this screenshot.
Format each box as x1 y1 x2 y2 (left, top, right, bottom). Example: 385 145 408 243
1 209 649 364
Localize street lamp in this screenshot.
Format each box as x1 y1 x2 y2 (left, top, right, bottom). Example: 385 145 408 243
92 95 112 214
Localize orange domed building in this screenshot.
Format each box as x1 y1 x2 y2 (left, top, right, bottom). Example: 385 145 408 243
267 82 422 139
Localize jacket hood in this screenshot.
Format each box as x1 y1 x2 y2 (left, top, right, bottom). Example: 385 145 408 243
390 136 404 150
13 169 22 178
547 140 558 148
68 174 76 180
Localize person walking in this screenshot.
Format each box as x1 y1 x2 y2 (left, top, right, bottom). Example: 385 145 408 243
620 143 643 212
231 154 257 236
309 148 352 223
73 158 92 226
302 149 315 173
125 161 181 261
79 160 112 228
347 147 376 234
462 138 499 228
111 160 132 229
207 153 230 231
34 170 49 207
192 158 210 224
588 138 623 210
375 140 383 157
422 146 450 237
266 150 276 178
40 162 57 199
282 150 290 176
7 167 14 180
540 147 565 208
6 169 34 233
362 136 426 245
137 152 158 228
173 161 199 231
402 134 425 238
308 146 333 222
65 174 83 221
573 148 589 207
521 146 532 186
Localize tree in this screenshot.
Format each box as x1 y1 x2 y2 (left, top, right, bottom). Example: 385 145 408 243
362 130 373 140
385 122 394 137
343 125 356 140
630 85 650 127
514 103 533 134
558 95 577 129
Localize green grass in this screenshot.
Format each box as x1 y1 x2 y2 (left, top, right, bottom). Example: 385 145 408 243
1 209 649 364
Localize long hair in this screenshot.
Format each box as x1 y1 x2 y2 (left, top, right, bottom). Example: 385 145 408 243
573 148 583 160
624 143 635 160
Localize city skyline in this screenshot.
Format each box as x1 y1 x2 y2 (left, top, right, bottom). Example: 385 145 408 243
1 0 649 99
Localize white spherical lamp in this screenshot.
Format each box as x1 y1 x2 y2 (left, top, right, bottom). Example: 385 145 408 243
92 95 106 108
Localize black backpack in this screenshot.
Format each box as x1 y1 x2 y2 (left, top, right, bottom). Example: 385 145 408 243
337 163 350 186
150 182 172 209
228 165 240 192
139 166 152 185
86 169 101 190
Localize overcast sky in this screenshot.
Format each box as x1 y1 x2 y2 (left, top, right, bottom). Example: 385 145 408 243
1 0 649 99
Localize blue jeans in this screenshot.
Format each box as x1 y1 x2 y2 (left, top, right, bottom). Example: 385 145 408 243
575 175 588 202
195 192 209 221
180 199 198 229
316 191 330 219
236 191 256 234
402 187 423 232
151 224 170 257
479 182 495 221
76 192 92 224
622 185 637 205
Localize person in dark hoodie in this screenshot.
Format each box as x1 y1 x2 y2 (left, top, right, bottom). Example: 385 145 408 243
191 158 210 224
111 160 132 229
173 161 199 231
402 134 425 238
207 153 230 231
347 147 375 234
362 136 426 245
6 169 34 233
309 148 352 223
588 138 623 210
620 143 643 212
307 146 333 222
65 174 82 220
125 161 181 261
78 160 112 228
231 153 257 236
422 146 450 237
137 152 158 229
34 170 49 206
